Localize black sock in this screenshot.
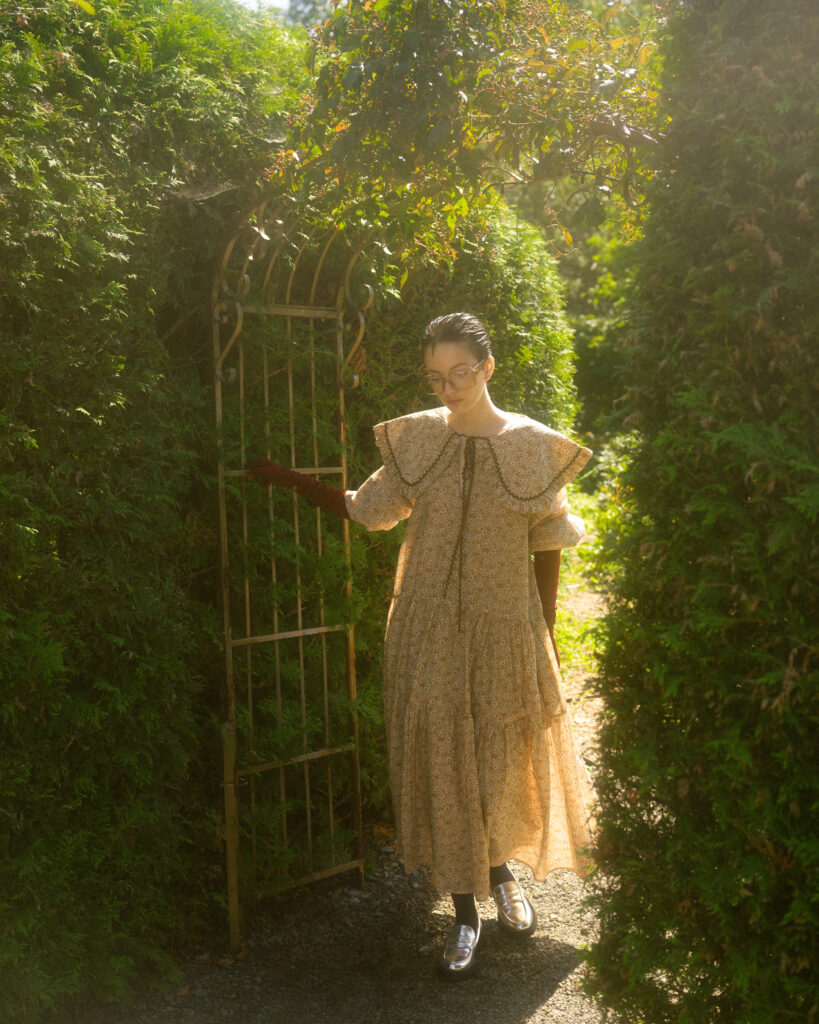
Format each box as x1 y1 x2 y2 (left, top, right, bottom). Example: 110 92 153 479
489 861 515 888
451 892 479 931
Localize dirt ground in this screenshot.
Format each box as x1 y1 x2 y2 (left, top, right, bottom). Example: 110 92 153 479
77 587 609 1024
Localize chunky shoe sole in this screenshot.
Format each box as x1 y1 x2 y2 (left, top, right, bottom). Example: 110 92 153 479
497 900 537 937
436 919 481 980
492 880 538 937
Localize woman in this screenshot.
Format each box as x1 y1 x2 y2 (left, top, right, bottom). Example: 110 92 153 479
250 313 594 979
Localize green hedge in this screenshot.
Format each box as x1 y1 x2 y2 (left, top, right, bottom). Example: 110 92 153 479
0 2 308 1018
348 202 580 816
585 2 819 1021
0 1 581 1014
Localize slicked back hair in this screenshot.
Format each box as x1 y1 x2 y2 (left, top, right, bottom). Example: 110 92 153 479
421 313 492 363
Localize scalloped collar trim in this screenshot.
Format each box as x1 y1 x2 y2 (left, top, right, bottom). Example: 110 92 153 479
373 407 590 509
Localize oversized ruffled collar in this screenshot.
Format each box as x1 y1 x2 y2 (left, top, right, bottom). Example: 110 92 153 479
372 407 592 516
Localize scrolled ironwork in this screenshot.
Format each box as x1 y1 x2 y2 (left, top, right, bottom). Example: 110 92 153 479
210 188 372 952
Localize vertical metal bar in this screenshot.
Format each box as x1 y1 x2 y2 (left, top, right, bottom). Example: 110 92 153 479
213 293 241 950
238 338 258 878
286 237 319 869
309 286 333 856
262 331 287 853
307 313 335 856
222 718 241 951
336 305 365 888
286 319 312 866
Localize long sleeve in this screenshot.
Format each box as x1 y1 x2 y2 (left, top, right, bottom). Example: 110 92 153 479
533 548 561 664
248 457 350 518
528 488 583 669
344 465 414 531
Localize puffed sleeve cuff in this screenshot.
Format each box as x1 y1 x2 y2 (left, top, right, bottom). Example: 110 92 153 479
528 511 587 551
528 488 587 550
344 465 414 532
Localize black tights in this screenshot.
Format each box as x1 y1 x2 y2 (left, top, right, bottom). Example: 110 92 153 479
452 862 516 927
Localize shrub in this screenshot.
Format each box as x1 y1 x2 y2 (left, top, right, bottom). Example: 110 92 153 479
347 200 580 815
0 1 308 1017
0 1 581 1013
584 2 819 1021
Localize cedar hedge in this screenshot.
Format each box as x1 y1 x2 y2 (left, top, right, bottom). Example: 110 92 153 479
0 1 309 1018
348 201 579 818
584 2 819 1021
0 1 578 1014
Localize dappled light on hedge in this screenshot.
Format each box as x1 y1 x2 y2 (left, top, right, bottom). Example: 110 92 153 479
584 2 819 1020
0 1 308 1017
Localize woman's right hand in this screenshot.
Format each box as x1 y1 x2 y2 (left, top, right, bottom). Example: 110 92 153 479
248 456 291 486
246 457 351 520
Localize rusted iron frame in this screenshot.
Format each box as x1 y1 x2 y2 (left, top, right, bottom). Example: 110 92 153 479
237 743 355 776
212 197 369 950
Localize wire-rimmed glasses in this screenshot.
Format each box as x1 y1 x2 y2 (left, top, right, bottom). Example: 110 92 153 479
420 359 487 395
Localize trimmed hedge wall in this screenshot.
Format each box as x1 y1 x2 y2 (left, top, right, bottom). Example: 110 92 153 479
348 202 579 816
1 2 578 1013
585 2 819 1021
0 2 308 1018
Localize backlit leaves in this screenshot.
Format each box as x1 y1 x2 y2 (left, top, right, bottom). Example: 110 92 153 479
286 0 661 256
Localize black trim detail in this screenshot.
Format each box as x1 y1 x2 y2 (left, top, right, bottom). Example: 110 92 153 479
484 441 584 502
382 421 459 489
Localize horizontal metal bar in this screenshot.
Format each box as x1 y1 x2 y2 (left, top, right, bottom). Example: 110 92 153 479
255 859 365 899
240 303 340 320
238 743 355 776
228 466 343 478
231 624 346 648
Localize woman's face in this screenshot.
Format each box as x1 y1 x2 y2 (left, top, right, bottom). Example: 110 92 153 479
423 341 495 415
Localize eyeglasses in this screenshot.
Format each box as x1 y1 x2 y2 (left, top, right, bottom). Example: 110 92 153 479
420 359 487 395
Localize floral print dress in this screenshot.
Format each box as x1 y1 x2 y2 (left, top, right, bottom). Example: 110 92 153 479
344 406 595 900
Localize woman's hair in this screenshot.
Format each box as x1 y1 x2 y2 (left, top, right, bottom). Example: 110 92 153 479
421 313 492 362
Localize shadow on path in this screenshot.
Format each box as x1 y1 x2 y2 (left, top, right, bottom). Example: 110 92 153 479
79 833 603 1024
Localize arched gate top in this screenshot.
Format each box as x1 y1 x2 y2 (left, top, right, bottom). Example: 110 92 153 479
211 192 373 383
211 190 369 950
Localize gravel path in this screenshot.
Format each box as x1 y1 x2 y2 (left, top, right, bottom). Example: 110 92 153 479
77 586 609 1024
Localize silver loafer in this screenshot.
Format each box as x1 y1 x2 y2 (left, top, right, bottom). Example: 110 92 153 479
437 918 481 978
492 880 537 936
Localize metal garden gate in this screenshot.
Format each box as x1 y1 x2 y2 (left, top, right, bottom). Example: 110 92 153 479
211 195 370 949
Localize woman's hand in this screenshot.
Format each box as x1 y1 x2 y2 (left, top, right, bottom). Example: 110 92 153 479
248 456 290 485
246 457 350 520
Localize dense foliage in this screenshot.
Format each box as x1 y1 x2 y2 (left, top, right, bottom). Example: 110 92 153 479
0 0 583 1012
347 201 579 814
0 1 309 1017
585 1 819 1020
284 0 658 253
